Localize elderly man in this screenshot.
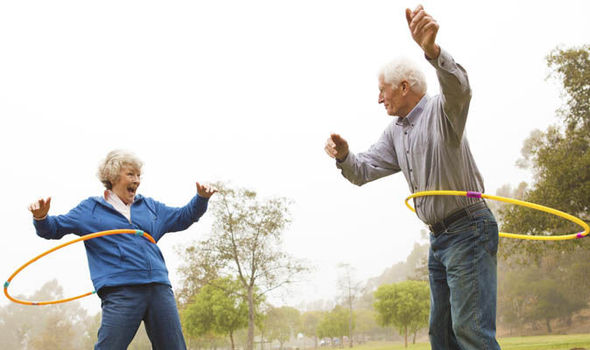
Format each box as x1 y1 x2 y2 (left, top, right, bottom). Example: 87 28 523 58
325 5 500 350
29 150 217 350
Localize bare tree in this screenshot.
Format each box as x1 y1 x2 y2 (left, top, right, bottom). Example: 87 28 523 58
178 183 308 350
337 263 363 348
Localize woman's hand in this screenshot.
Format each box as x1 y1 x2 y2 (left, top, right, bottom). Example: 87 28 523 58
196 182 218 198
29 197 52 219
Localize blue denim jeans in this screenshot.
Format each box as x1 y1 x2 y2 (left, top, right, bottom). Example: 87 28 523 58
428 207 501 350
95 283 186 350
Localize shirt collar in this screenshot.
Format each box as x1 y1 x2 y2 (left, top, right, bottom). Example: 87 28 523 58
396 94 429 126
104 190 133 208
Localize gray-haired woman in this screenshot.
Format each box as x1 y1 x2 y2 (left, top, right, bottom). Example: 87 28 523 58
29 150 216 349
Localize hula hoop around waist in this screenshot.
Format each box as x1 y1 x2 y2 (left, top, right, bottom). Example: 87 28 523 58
404 191 589 241
4 229 156 306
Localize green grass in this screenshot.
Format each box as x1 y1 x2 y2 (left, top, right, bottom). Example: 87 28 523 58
499 334 590 350
348 333 590 350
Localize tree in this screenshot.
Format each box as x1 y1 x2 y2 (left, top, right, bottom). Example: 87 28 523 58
264 306 301 350
317 305 351 346
364 242 429 293
497 248 589 333
29 312 77 350
0 279 91 349
301 311 324 348
499 45 590 257
182 277 249 350
336 263 363 347
373 280 429 348
353 309 381 344
405 242 430 282
546 46 590 132
177 183 308 350
80 312 101 349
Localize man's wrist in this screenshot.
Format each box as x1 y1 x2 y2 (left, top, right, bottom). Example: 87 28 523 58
33 214 47 221
336 152 349 163
424 44 440 60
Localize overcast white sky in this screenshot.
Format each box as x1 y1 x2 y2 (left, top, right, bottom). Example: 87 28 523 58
1 1 589 315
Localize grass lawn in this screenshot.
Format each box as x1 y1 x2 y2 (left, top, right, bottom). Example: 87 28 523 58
348 333 590 350
499 334 590 350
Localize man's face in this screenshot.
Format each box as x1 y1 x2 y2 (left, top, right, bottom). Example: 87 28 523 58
378 75 406 117
112 165 141 205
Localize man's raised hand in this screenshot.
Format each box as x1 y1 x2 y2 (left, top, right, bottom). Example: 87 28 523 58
405 5 440 59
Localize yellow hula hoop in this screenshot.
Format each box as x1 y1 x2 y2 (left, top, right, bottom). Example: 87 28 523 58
4 229 156 306
404 190 589 241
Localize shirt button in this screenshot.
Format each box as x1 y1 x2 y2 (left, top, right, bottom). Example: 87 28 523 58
409 169 413 172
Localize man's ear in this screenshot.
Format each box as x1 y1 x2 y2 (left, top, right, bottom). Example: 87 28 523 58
400 81 410 95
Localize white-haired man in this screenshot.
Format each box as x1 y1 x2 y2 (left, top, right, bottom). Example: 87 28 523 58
325 6 500 350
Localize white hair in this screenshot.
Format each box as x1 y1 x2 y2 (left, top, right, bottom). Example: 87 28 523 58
97 150 143 190
378 57 427 95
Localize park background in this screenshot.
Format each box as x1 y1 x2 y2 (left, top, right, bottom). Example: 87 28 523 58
1 0 589 348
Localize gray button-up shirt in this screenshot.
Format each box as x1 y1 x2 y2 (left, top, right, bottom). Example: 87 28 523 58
337 48 485 225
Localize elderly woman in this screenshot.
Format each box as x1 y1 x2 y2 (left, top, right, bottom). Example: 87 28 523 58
28 150 216 350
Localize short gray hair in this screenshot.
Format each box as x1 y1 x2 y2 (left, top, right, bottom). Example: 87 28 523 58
97 150 143 190
378 57 427 95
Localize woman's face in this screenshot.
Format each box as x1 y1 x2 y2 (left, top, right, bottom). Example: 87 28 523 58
111 165 141 205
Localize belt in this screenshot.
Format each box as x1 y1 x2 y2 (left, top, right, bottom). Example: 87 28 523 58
428 201 488 236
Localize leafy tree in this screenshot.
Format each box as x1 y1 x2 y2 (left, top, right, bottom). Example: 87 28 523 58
497 248 589 333
79 312 101 349
264 306 301 350
182 277 249 350
0 279 91 349
301 310 324 348
353 309 381 343
499 45 590 257
177 183 308 350
317 305 351 345
29 312 77 350
373 280 429 348
185 331 228 350
546 46 590 132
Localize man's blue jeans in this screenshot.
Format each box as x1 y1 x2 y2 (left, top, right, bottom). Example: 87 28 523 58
95 283 186 350
428 207 501 350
